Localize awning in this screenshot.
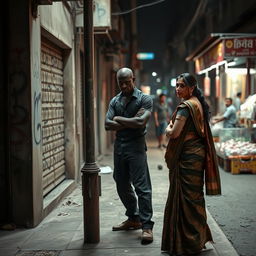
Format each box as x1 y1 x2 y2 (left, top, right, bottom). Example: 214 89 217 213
186 33 256 73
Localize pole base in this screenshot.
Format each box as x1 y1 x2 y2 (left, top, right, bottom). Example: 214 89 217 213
81 162 100 174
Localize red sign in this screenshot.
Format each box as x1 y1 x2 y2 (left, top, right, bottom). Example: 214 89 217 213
224 37 256 57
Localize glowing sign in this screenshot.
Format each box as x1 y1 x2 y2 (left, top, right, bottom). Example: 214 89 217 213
224 37 256 57
136 52 155 60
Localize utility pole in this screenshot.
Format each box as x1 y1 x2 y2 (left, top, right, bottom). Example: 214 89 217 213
130 0 140 84
82 0 100 243
246 58 251 96
130 0 137 68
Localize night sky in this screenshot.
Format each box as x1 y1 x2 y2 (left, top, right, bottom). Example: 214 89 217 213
136 0 200 89
137 0 173 73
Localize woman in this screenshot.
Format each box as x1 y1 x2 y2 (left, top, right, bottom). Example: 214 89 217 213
161 73 221 255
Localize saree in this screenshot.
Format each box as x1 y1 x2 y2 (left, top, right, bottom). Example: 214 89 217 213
161 98 221 255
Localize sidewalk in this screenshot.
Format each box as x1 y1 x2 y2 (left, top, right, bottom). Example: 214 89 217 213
0 139 239 256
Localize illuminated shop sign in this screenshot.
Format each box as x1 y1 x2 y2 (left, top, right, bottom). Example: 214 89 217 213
136 52 155 60
224 37 256 57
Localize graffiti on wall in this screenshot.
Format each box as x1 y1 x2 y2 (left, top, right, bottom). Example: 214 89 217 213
93 0 111 28
9 47 29 145
34 91 41 145
32 49 42 145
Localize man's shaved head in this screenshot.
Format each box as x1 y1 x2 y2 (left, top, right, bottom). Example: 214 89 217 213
117 67 134 79
116 67 135 96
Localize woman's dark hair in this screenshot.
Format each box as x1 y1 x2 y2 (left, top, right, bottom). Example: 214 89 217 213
177 73 210 121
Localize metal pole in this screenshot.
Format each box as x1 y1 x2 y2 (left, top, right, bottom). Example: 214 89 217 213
130 0 137 68
82 0 100 243
246 58 251 97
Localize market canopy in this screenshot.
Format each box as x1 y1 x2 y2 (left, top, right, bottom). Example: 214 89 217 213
186 33 256 74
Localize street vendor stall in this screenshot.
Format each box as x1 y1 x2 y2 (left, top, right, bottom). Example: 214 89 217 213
186 33 256 116
215 128 256 174
239 93 256 128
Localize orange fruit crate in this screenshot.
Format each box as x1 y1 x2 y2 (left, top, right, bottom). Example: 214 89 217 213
228 155 256 174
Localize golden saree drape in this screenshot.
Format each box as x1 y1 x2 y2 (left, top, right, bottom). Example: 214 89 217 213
161 98 221 255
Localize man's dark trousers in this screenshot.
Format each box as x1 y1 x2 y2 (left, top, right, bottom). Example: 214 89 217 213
113 137 154 230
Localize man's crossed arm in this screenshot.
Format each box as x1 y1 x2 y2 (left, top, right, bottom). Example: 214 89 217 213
105 108 151 131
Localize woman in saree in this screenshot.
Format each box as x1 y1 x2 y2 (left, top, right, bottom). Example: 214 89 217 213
161 73 221 255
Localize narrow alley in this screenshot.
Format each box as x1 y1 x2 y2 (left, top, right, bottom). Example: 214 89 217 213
1 1 256 256
0 132 241 256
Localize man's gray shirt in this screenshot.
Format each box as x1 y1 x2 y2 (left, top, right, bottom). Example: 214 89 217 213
106 87 153 142
153 101 168 123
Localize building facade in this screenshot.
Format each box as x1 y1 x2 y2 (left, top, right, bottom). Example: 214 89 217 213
166 0 256 115
1 0 133 227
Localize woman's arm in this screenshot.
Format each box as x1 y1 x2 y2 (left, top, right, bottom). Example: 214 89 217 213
165 115 186 139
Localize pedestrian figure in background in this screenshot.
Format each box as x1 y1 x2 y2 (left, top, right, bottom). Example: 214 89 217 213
105 67 154 244
234 92 242 112
212 98 237 128
153 93 169 149
162 73 221 255
234 92 242 125
166 97 174 118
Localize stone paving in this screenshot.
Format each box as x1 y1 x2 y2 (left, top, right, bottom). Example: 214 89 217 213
0 139 239 256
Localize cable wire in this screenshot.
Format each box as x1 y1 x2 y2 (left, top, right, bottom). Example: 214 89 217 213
112 0 166 16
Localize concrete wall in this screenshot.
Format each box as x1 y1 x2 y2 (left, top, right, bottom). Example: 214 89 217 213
95 45 106 156
5 1 78 227
5 0 129 227
8 0 34 226
39 3 73 48
0 3 8 223
31 16 43 225
74 32 84 176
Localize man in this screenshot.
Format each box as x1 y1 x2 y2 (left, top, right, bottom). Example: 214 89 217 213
153 93 169 149
105 67 154 244
234 92 242 112
212 98 237 128
234 92 242 124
